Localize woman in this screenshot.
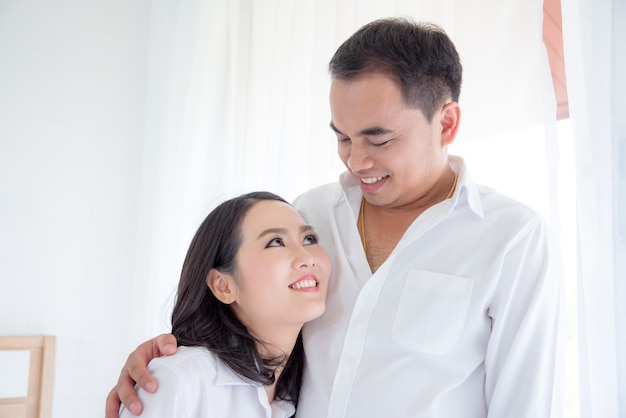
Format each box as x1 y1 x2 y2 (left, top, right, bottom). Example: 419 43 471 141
119 191 331 418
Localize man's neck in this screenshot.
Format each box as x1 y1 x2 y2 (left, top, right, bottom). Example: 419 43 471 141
360 166 457 272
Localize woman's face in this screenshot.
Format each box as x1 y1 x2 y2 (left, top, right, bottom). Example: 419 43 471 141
226 200 331 340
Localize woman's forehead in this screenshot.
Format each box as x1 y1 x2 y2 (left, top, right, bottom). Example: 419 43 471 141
242 200 306 233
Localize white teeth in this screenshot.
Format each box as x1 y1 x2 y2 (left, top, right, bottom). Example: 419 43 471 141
290 279 317 289
361 176 384 184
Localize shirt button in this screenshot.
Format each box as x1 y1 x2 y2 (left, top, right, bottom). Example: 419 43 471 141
342 355 356 365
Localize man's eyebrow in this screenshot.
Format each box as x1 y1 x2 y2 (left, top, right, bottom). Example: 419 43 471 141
329 121 343 135
257 225 315 239
329 121 393 137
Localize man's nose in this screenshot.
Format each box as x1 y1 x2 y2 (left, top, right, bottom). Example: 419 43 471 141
347 142 374 172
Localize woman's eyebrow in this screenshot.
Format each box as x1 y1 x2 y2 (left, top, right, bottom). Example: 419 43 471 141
257 228 287 239
257 225 314 239
300 225 315 234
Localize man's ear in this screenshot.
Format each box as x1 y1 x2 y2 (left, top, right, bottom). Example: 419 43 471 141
207 268 237 304
440 102 461 147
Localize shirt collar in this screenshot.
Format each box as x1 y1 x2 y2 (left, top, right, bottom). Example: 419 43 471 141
214 356 296 417
215 355 254 386
338 155 484 219
271 399 297 417
449 155 484 218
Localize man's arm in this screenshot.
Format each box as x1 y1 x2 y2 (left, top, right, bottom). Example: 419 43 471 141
105 334 178 418
485 219 567 416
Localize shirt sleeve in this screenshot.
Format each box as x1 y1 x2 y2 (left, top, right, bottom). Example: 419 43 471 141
119 363 188 418
485 218 567 417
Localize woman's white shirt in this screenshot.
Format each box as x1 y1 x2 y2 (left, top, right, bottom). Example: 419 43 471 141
119 346 295 418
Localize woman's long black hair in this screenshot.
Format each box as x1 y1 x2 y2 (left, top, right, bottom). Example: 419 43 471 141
171 191 304 406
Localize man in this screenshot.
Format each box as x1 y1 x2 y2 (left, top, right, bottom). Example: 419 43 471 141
106 18 566 417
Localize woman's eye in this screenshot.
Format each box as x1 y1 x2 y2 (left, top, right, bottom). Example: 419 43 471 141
266 237 284 248
303 234 319 245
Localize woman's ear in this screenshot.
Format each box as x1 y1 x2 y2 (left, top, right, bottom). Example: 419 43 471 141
207 268 236 304
440 101 461 147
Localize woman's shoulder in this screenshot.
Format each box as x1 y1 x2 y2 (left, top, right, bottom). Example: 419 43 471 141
148 345 219 377
119 346 221 417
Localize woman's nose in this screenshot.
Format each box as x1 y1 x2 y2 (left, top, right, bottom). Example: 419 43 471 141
293 246 316 269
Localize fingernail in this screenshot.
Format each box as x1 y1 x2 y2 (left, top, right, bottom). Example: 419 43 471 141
145 381 156 392
129 402 139 414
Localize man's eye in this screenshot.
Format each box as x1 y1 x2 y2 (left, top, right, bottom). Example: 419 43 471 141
371 139 392 147
266 237 284 248
303 234 319 245
337 136 351 144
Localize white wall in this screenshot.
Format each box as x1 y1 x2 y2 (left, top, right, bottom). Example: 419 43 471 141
0 1 150 416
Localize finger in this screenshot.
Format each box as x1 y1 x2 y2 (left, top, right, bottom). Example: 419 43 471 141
105 387 122 418
106 384 142 417
127 357 157 394
155 333 178 356
112 335 178 416
117 367 145 415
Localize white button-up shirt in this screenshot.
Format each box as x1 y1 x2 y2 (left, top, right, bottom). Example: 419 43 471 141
294 156 567 418
119 346 295 418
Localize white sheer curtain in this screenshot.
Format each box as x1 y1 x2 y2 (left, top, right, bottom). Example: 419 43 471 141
130 0 346 340
561 0 625 416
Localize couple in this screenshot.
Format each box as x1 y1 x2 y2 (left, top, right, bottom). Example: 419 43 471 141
107 17 567 418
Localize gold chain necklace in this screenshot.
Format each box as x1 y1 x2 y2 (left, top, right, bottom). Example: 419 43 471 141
360 197 367 253
446 170 458 200
359 171 458 253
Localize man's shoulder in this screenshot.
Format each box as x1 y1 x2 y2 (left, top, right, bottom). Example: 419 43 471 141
475 183 549 230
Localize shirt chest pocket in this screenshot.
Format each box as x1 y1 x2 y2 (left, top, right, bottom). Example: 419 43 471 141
392 270 473 355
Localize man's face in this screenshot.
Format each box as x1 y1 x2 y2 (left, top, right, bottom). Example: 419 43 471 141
329 72 450 210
